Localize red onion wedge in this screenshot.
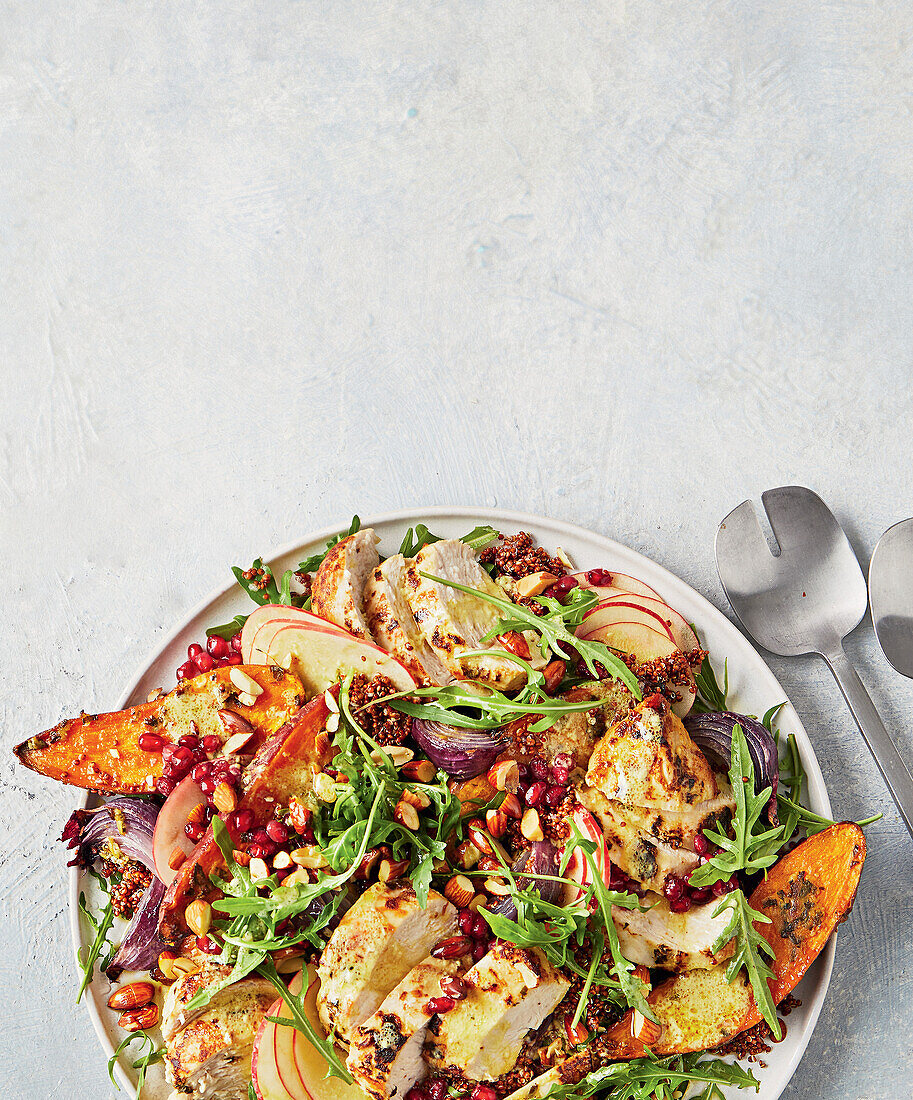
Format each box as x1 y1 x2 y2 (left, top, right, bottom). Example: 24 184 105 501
683 712 779 823
488 841 562 922
411 718 507 779
61 798 169 975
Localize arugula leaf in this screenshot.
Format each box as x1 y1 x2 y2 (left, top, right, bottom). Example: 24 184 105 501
544 1052 759 1099
460 524 500 551
775 732 881 837
689 723 787 888
399 523 442 556
712 888 780 1040
297 516 361 573
691 654 729 714
418 572 641 697
248 1084 257 1100
206 614 249 640
76 875 117 1003
107 1032 164 1098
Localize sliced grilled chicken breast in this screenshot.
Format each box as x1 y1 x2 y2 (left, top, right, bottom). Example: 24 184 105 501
403 540 525 691
311 528 380 640
317 883 458 1043
162 967 276 1099
618 782 735 850
586 698 718 811
613 891 735 972
364 554 453 686
347 956 458 1100
427 942 569 1081
578 787 701 893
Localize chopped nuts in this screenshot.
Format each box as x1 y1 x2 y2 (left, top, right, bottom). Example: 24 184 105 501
118 1004 159 1031
439 974 468 1000
485 809 510 838
378 857 410 883
272 850 293 870
249 857 270 882
500 792 523 819
632 1011 663 1045
237 691 257 707
516 571 559 599
323 689 340 713
353 847 383 880
314 772 337 803
157 950 178 981
145 688 164 703
170 957 201 979
212 782 237 813
467 894 488 912
444 875 475 908
325 713 340 733
168 846 187 871
291 846 328 869
401 759 437 783
184 899 212 937
223 729 255 755
401 788 431 810
542 659 567 695
276 953 306 974
466 819 493 855
218 709 255 735
107 982 155 1011
394 799 421 831
521 808 544 842
283 868 311 888
230 668 264 698
369 745 415 768
487 758 520 793
456 840 481 869
484 876 512 897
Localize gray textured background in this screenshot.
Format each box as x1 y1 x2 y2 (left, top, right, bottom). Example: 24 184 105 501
2 2 913 1097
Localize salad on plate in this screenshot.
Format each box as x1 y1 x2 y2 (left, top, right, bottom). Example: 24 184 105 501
14 519 877 1100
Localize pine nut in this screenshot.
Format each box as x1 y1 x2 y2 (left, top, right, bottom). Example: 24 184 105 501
213 782 237 813
487 758 520 793
444 875 475 908
230 668 264 698
521 808 544 842
184 899 212 937
401 759 437 783
394 799 421 831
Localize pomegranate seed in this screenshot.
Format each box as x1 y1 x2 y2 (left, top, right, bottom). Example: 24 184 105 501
202 735 221 753
458 909 474 935
179 734 201 749
184 821 205 842
439 975 467 999
550 765 570 785
156 776 176 796
530 757 549 781
544 785 567 808
266 821 289 844
426 996 455 1014
430 936 473 960
138 733 164 753
669 894 692 913
200 776 217 795
547 576 578 600
405 1089 429 1100
172 746 194 766
553 752 573 771
663 875 685 901
470 913 488 939
176 661 195 681
524 781 547 807
428 1081 447 1100
193 651 214 673
471 940 488 962
585 569 614 586
231 809 255 834
247 842 272 859
188 643 203 658
230 632 243 652
207 635 231 658
693 833 710 856
191 763 208 782
712 877 736 896
472 1087 498 1100
690 887 713 905
227 653 243 665
196 935 221 954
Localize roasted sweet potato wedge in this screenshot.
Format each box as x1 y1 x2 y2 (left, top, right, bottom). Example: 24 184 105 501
158 690 334 942
600 822 867 1057
14 665 305 794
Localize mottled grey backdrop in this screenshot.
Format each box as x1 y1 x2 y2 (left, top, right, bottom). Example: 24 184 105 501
2 2 912 1097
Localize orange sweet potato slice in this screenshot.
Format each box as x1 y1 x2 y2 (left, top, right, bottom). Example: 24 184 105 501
14 665 304 794
158 690 334 942
601 822 867 1057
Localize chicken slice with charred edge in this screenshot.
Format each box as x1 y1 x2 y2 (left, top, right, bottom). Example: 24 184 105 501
402 540 526 692
364 553 454 686
612 891 735 972
347 956 458 1100
162 963 276 1100
426 942 569 1082
311 528 381 640
317 883 459 1044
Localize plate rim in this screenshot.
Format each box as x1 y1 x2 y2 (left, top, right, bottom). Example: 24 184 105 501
69 505 836 1097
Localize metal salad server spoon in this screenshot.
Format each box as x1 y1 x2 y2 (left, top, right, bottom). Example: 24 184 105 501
869 518 913 679
715 485 913 839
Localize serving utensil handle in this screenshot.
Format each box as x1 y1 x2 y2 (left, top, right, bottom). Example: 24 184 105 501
823 644 913 839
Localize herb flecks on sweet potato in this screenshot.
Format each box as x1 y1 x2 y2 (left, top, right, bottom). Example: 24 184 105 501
158 690 334 942
602 822 866 1057
14 665 304 794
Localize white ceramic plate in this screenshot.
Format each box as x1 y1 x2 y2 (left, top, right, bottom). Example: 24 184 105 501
72 507 835 1098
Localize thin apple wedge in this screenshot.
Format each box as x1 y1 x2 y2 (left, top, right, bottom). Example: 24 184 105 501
265 623 416 696
242 604 350 664
13 664 304 794
253 965 362 1100
571 571 663 601
152 775 207 886
582 599 676 644
590 593 700 653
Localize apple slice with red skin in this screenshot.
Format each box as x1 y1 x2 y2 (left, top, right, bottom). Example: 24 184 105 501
580 600 676 645
589 593 700 653
152 775 207 886
579 621 696 718
265 623 416 696
571 571 662 601
253 966 362 1100
563 808 614 904
242 604 350 664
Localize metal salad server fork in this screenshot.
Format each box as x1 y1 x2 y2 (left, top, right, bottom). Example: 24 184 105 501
869 518 913 680
715 485 913 839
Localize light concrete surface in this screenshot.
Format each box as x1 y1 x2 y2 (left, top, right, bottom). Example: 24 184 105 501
2 1 913 1097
